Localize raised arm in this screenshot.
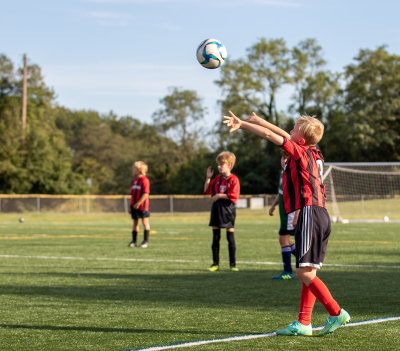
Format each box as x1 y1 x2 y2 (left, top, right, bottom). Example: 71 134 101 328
203 166 214 193
246 112 290 140
223 111 285 146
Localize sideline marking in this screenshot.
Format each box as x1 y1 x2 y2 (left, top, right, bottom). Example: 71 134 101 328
0 255 400 269
0 234 127 240
122 316 400 351
0 255 399 269
0 254 200 264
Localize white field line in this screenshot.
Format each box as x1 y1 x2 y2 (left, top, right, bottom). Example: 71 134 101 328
238 260 400 269
0 254 399 269
0 254 198 263
127 316 400 351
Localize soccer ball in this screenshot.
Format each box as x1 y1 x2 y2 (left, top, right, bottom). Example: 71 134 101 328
19 217 24 223
196 38 227 69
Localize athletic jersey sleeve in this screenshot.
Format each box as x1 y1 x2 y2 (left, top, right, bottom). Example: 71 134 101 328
203 177 216 196
142 177 150 194
281 138 307 161
227 176 240 204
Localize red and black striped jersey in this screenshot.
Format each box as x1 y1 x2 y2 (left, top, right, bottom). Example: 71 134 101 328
203 174 240 204
130 176 150 211
281 138 326 214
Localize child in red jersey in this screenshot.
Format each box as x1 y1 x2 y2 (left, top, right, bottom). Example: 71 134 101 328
128 161 151 248
223 111 350 336
203 151 240 272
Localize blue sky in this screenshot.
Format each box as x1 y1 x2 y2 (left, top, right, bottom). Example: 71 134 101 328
2 0 400 124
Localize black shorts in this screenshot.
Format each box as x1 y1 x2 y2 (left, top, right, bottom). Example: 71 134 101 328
209 200 236 228
279 228 295 236
131 206 150 220
295 206 331 269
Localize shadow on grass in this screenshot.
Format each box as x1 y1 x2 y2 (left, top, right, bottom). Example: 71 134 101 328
0 323 239 335
0 270 399 315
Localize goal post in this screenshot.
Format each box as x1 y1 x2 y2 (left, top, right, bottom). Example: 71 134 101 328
323 162 400 222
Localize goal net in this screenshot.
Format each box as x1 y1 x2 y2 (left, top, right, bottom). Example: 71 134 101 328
323 162 400 222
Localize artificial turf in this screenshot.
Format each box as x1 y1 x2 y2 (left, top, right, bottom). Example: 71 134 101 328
0 210 398 350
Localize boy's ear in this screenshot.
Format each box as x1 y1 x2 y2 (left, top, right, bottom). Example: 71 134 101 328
297 137 306 146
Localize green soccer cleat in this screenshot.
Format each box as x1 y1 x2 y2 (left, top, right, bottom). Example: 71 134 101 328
272 272 295 280
319 309 350 336
208 265 219 272
230 266 239 272
276 321 312 336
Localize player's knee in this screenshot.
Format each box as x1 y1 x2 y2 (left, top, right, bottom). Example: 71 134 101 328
279 235 290 247
295 268 308 280
295 269 304 280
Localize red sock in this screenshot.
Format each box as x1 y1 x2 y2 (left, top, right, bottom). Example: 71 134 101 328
308 276 341 316
298 283 316 326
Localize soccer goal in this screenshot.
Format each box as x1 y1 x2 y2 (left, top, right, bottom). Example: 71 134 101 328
323 162 400 223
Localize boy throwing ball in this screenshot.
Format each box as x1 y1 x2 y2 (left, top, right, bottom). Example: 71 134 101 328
128 161 151 248
203 151 240 272
223 111 350 336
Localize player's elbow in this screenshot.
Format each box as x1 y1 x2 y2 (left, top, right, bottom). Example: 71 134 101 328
263 130 272 139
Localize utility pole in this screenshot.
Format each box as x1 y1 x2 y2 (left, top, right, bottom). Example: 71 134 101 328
21 53 27 145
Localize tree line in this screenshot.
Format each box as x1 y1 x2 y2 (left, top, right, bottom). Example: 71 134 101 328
0 38 399 195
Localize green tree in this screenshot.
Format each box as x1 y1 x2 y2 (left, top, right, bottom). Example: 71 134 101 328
0 55 15 101
54 108 183 194
152 87 206 159
217 38 291 125
0 55 85 194
342 46 400 161
289 39 340 119
167 146 213 194
105 114 182 195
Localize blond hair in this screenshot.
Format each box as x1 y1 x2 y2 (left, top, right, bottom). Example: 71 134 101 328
133 161 148 175
216 151 236 169
296 115 324 145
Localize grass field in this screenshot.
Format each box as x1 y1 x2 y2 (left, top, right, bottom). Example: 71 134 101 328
0 210 399 351
326 197 400 220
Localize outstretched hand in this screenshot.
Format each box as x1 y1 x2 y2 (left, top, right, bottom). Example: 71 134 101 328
223 111 242 133
245 112 262 125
